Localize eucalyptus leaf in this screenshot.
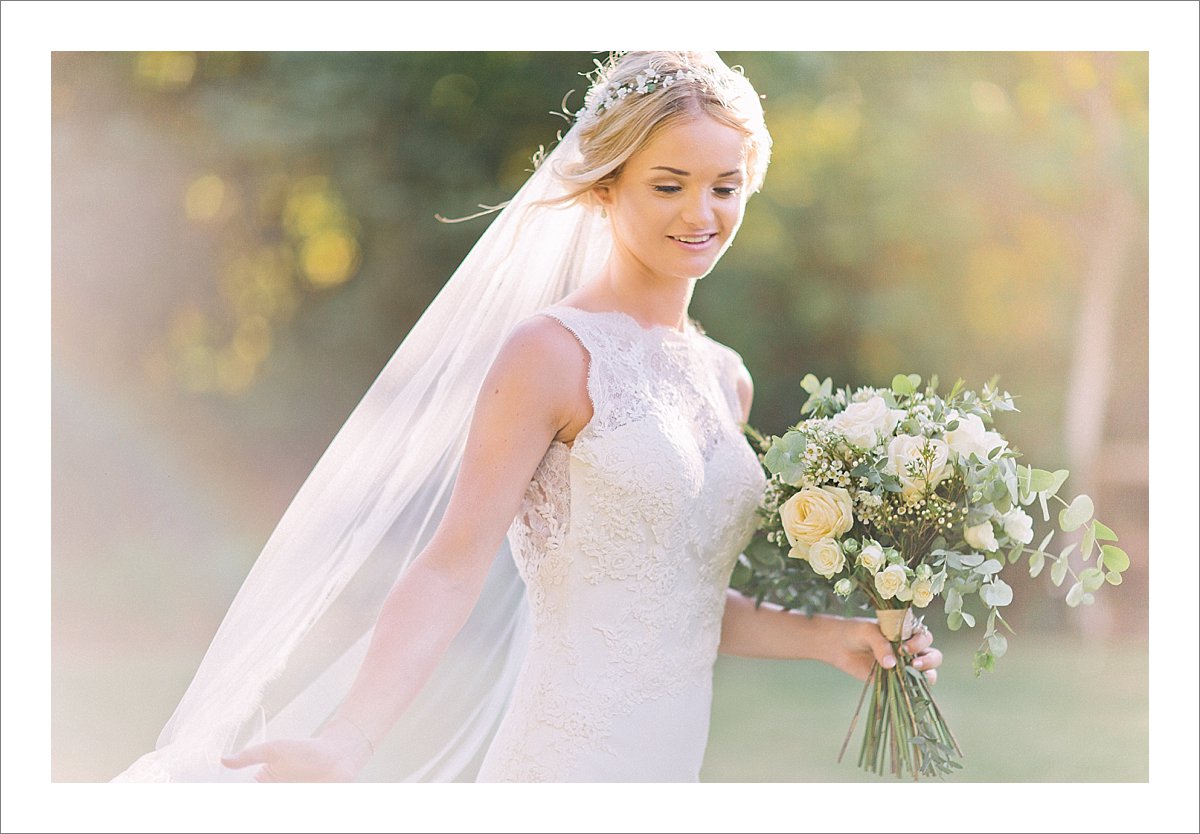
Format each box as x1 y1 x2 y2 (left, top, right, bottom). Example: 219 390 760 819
1045 469 1071 498
1007 542 1023 565
1081 523 1096 561
1020 467 1057 494
891 374 916 395
1029 551 1045 578
1101 545 1130 573
1059 494 1095 532
800 373 821 394
1081 592 1095 605
944 588 963 614
980 578 1013 607
1092 520 1119 542
959 552 985 568
947 610 964 631
1037 530 1055 553
1065 582 1084 607
1050 558 1068 587
1105 571 1123 586
976 559 1003 576
961 610 976 628
1080 567 1105 593
988 633 1008 658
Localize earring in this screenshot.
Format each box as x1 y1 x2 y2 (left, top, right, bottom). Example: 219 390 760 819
600 207 607 219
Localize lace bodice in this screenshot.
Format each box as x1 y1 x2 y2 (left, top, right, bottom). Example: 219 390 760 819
476 306 767 782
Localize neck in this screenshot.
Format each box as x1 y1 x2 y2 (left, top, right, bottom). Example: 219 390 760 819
586 258 697 332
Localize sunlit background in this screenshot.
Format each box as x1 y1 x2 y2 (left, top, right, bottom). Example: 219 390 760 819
51 51 1148 782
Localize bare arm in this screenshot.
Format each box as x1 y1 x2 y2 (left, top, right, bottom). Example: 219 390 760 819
223 316 589 780
718 361 942 682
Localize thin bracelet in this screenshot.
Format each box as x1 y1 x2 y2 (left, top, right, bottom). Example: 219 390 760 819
336 715 376 756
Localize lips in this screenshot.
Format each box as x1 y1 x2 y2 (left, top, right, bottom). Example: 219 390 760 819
668 233 717 247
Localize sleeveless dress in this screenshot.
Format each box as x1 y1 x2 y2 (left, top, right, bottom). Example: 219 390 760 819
475 306 768 782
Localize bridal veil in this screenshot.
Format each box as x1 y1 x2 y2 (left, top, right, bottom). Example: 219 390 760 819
114 115 611 782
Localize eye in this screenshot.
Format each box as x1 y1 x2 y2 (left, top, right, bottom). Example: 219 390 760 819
652 185 682 194
714 186 741 197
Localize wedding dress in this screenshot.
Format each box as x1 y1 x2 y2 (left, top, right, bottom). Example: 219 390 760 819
475 306 767 782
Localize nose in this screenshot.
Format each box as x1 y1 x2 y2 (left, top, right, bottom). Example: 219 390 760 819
680 190 716 228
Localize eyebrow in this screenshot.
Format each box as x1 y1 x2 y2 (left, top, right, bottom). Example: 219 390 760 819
650 166 743 178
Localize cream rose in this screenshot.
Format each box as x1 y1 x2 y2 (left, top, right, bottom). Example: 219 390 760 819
911 578 935 608
964 520 1000 552
857 542 886 574
830 396 904 450
875 564 909 600
834 578 854 597
779 486 854 559
1000 508 1034 544
944 412 1007 462
885 434 951 501
807 537 846 579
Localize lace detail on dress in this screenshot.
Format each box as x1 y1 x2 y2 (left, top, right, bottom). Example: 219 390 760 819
478 306 766 782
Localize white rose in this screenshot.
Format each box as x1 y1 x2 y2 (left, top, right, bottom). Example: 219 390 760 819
885 434 951 501
911 578 935 608
1000 508 1034 544
874 564 908 600
834 578 853 597
830 396 905 450
779 486 855 559
807 537 847 579
857 542 886 574
944 412 1007 462
964 521 1000 552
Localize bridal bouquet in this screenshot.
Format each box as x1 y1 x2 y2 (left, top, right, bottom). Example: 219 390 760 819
731 373 1129 780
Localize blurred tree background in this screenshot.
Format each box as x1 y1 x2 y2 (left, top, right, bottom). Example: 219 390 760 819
51 51 1148 782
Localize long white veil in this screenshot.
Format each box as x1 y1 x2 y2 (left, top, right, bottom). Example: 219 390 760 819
113 121 611 782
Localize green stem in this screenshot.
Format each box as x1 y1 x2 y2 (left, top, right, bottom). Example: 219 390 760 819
840 664 875 764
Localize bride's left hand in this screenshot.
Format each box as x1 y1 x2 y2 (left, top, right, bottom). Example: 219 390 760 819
830 616 942 684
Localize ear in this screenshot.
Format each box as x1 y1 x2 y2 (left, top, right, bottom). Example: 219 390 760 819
591 184 613 210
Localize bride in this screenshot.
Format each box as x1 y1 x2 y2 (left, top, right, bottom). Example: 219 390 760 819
115 50 941 783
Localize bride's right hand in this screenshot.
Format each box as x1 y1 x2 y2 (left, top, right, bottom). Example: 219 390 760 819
221 717 374 782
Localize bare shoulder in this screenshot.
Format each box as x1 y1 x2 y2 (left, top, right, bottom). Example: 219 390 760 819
478 313 591 443
489 314 588 384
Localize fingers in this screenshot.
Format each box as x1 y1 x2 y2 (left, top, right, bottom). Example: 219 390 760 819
863 625 898 669
902 624 934 657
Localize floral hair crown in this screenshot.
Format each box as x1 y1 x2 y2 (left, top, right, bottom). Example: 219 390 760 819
578 68 704 122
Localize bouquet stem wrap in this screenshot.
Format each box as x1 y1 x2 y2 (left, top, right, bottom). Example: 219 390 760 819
839 607 962 780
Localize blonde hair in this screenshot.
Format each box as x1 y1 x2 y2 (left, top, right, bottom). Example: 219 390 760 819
548 51 772 207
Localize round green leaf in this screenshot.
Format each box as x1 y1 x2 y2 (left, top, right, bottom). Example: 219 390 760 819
947 610 964 631
1092 520 1119 542
988 633 1008 658
1080 567 1105 593
1101 545 1130 573
980 578 1013 607
1058 494 1095 532
891 374 916 395
1105 571 1123 586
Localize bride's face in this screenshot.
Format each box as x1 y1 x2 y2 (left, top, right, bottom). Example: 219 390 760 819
597 114 750 282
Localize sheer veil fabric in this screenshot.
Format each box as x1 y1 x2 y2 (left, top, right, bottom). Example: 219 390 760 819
113 124 612 782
